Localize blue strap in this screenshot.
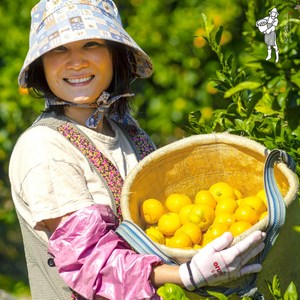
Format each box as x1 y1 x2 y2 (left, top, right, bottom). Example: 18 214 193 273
235 149 294 298
258 149 292 261
116 220 180 265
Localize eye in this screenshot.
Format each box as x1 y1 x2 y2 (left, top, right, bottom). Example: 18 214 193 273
84 41 107 48
52 45 67 52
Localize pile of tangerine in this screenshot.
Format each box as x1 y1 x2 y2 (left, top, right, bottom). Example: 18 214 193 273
140 181 268 249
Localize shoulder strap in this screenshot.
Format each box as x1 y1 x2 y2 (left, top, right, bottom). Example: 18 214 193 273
33 113 155 225
116 122 156 161
57 123 125 224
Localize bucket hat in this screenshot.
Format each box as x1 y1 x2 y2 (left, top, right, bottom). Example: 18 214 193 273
269 7 279 16
18 0 153 88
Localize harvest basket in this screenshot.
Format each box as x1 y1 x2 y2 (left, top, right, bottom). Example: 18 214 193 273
256 19 268 33
120 133 299 263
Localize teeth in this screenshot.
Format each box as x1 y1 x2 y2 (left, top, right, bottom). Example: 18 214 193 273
66 76 93 84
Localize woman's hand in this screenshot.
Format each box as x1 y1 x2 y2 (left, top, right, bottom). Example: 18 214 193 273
179 231 266 291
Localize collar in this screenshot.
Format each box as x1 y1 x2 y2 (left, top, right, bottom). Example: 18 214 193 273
45 91 134 129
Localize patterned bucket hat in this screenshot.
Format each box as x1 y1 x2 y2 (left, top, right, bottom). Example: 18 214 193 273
18 0 153 88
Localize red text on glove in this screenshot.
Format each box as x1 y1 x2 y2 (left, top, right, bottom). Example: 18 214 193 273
213 261 224 276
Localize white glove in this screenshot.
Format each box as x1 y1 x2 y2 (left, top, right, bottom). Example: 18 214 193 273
179 231 266 291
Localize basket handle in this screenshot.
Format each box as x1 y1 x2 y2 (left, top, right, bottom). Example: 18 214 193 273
116 220 180 265
258 149 296 262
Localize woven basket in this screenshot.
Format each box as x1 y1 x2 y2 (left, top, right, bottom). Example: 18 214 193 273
120 133 299 263
256 19 268 33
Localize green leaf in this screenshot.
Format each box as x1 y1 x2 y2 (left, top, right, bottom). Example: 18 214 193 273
215 26 223 45
290 72 300 88
224 81 261 98
255 92 278 115
246 92 262 117
270 275 282 299
200 13 214 36
188 110 203 133
284 281 298 300
216 71 228 82
207 290 228 300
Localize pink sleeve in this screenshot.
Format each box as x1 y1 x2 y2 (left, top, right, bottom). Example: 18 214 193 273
48 204 162 300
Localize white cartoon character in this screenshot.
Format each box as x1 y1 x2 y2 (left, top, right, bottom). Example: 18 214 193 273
256 8 279 63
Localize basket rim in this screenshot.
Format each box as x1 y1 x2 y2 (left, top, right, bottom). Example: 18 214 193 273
122 132 298 204
120 132 299 259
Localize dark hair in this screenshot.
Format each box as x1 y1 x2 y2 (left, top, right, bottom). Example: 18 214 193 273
26 40 132 118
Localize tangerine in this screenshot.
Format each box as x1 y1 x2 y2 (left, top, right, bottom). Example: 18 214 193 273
141 198 165 224
178 204 195 225
168 232 193 248
209 182 235 201
229 221 252 237
165 193 192 213
187 204 215 231
175 222 202 245
259 211 268 221
158 212 181 236
202 223 228 246
214 198 238 216
213 213 236 227
256 189 268 206
234 189 243 200
234 205 259 225
239 196 267 215
145 227 165 244
194 190 217 209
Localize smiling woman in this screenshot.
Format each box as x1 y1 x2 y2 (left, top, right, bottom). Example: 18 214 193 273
8 1 266 299
42 40 113 105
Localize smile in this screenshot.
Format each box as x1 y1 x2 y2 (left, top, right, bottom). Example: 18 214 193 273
64 75 94 84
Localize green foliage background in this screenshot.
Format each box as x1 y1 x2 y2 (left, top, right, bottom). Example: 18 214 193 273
0 0 299 297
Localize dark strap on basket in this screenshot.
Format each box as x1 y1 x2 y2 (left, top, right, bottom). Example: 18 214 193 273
116 220 181 265
260 149 293 260
228 149 295 299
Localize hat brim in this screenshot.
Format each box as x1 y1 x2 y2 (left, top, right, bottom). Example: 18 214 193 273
18 2 153 88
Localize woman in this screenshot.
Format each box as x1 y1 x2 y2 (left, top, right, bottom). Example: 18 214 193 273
9 1 266 299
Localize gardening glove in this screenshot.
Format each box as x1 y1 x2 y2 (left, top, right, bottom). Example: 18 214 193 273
179 230 266 291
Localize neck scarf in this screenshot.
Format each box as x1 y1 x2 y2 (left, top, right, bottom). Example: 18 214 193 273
46 91 134 129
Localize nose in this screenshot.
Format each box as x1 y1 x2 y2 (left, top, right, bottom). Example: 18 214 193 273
66 51 88 70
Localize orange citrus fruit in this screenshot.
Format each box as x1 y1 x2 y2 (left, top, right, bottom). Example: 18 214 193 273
234 189 243 200
256 189 268 206
214 198 238 216
145 227 165 244
194 190 217 209
187 204 215 231
178 204 195 225
259 211 268 221
175 222 202 245
213 213 236 227
234 205 259 225
168 232 193 248
158 212 181 236
193 244 202 249
165 193 192 213
202 223 228 246
141 198 165 224
209 182 235 201
229 221 252 237
206 223 228 238
239 196 267 215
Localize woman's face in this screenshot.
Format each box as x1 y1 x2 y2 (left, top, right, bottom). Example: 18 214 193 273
42 39 113 104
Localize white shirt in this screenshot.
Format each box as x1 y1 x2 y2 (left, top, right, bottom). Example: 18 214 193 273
9 118 138 237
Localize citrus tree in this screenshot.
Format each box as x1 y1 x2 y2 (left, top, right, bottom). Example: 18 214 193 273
1 0 298 297
186 0 300 182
